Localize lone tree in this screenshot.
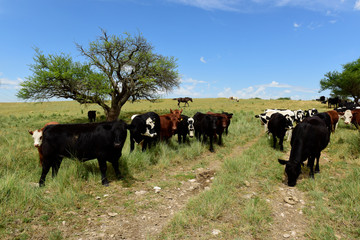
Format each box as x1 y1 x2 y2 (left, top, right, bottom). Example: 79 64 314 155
320 57 360 103
17 30 180 121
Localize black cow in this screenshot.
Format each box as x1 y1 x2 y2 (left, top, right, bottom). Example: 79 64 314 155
176 115 195 144
314 112 332 134
267 113 293 151
193 112 218 152
278 116 330 186
328 97 340 108
128 112 160 152
40 120 128 186
88 111 96 122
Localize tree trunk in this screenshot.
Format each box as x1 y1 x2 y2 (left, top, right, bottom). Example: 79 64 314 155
106 105 121 121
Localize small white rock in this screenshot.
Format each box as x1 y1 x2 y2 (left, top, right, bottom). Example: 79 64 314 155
95 196 101 200
188 179 196 183
212 229 221 235
283 233 290 238
103 194 109 197
108 212 118 217
154 186 161 193
135 190 147 195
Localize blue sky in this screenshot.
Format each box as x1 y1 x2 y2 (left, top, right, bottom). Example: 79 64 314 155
1 0 360 102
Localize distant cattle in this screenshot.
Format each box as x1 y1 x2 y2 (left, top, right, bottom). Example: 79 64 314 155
128 112 160 152
229 96 239 102
193 112 218 152
278 116 330 186
327 97 340 108
28 121 59 166
255 109 295 135
176 115 195 144
39 121 128 186
267 113 294 151
88 111 96 122
173 97 193 107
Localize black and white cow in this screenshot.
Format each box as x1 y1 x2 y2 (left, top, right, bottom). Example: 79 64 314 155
128 112 160 152
193 112 218 152
278 116 330 186
40 120 128 186
267 113 294 151
304 108 318 118
176 115 195 144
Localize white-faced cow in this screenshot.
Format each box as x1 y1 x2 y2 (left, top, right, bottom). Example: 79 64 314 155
128 112 160 152
278 116 330 186
28 121 59 166
39 121 128 186
176 115 195 144
267 113 293 151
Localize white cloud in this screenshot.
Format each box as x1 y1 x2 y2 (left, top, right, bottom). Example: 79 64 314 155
168 0 356 12
200 56 207 63
217 81 317 100
169 77 208 97
0 77 23 89
355 0 360 10
293 22 301 28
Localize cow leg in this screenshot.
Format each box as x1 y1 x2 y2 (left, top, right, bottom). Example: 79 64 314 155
218 133 222 145
39 161 51 187
97 159 109 186
142 140 148 151
183 134 187 144
111 159 122 180
178 133 182 144
209 135 214 152
51 157 62 178
307 156 315 179
279 135 284 151
130 137 135 152
315 153 321 173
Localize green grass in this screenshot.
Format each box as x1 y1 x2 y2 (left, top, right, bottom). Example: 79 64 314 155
1 98 360 239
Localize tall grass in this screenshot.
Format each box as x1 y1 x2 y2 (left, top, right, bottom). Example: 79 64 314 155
1 98 347 239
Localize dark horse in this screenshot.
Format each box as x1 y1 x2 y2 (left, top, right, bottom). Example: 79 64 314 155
173 97 193 107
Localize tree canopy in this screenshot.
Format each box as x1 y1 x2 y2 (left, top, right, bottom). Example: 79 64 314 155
17 30 180 121
320 57 360 103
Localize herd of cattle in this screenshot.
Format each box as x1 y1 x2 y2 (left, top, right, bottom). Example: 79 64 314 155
27 102 360 188
256 105 360 186
28 109 233 187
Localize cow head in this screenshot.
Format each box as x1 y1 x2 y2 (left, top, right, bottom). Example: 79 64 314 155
343 110 353 124
28 129 43 147
168 114 180 133
170 109 183 118
284 114 294 130
142 117 157 137
278 159 301 187
187 117 195 138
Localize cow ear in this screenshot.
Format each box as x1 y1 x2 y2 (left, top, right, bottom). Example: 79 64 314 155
278 159 288 165
28 130 33 135
170 109 173 113
180 109 183 113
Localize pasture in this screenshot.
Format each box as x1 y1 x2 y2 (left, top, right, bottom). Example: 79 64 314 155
0 98 359 239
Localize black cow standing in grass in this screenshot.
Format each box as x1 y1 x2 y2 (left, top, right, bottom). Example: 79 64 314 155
176 115 195 144
128 112 160 152
88 110 96 122
222 112 233 135
278 116 330 187
193 112 218 152
267 113 293 151
40 120 128 186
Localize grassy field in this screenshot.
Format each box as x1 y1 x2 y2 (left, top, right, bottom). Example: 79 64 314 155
0 98 359 239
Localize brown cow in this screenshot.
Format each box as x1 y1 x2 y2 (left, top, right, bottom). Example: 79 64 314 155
159 113 180 141
28 121 59 166
170 109 183 118
326 110 339 132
